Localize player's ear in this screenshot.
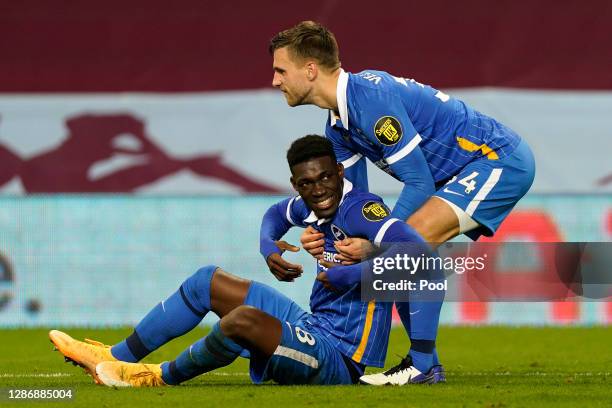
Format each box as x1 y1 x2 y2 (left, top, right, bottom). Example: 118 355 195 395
337 162 344 179
306 61 318 81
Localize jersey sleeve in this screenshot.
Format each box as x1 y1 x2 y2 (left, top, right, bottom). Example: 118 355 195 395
341 198 426 247
353 87 436 218
259 196 310 260
325 197 427 288
390 149 436 220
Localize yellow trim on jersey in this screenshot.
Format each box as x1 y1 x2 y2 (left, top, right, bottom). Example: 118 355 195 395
351 300 376 363
456 137 499 160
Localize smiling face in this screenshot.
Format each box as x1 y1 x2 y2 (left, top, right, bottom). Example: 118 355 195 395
290 155 344 219
272 47 313 107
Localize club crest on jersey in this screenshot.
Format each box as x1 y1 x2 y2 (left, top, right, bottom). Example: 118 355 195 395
362 201 389 221
374 116 402 145
331 224 347 241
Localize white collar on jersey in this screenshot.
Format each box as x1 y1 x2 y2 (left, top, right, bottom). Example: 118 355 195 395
328 68 349 130
303 178 353 225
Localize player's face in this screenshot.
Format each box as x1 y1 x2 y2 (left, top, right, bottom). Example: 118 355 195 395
290 156 344 219
272 47 312 107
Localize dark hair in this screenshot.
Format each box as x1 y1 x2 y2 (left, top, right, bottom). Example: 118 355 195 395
269 21 340 71
287 135 337 168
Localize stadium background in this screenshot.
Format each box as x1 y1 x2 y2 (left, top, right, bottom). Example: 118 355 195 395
0 0 610 329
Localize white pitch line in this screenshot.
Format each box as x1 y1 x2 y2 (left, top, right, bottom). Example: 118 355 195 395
2 371 608 379
0 372 250 378
0 373 74 378
172 371 612 377
201 372 250 376
428 372 611 377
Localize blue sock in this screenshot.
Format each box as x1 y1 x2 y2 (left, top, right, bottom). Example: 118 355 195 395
407 298 442 372
432 348 440 366
111 265 217 362
161 321 242 385
396 274 444 371
395 301 412 336
397 301 440 372
409 347 434 374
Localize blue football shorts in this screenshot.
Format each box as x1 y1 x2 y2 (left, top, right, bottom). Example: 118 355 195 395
244 282 356 385
434 138 535 240
249 319 355 385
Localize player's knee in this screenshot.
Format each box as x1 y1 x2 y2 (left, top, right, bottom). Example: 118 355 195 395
184 265 218 292
221 305 262 338
181 264 218 311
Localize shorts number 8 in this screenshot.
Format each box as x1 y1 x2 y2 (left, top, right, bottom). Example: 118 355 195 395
295 326 316 345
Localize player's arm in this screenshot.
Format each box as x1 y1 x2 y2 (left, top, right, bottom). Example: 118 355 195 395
389 149 436 219
358 92 435 219
329 94 435 263
260 197 308 281
326 153 434 264
323 200 429 288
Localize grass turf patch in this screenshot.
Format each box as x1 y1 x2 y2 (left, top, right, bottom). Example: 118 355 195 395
0 326 610 407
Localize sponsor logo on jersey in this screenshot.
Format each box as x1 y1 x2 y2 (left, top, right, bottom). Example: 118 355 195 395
374 116 402 145
362 201 389 221
322 251 341 264
331 224 347 241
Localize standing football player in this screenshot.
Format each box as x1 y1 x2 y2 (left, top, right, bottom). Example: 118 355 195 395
269 21 535 385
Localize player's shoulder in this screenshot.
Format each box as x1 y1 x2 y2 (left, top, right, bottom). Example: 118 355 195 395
324 120 343 140
350 70 430 96
285 195 311 223
339 188 391 222
347 70 404 119
349 70 398 93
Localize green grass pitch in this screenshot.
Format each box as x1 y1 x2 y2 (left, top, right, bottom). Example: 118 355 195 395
1 326 610 407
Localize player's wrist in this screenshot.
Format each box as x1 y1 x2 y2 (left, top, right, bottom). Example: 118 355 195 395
260 240 283 260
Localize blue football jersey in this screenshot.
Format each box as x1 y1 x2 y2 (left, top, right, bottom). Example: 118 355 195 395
260 179 408 367
326 69 521 185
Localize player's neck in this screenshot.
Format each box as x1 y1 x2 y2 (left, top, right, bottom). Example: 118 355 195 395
310 68 341 112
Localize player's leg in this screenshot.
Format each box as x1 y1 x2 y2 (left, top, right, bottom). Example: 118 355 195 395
429 138 535 242
363 140 535 385
112 265 305 362
402 139 535 245
102 279 307 386
157 282 307 385
249 321 356 385
394 300 443 373
361 297 444 385
157 305 283 385
49 265 238 379
367 195 447 384
111 265 247 362
96 305 282 387
406 196 465 245
97 312 356 387
51 264 306 381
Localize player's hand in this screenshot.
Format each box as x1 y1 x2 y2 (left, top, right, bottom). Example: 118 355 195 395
300 226 325 259
333 237 375 264
266 241 303 282
315 271 338 292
